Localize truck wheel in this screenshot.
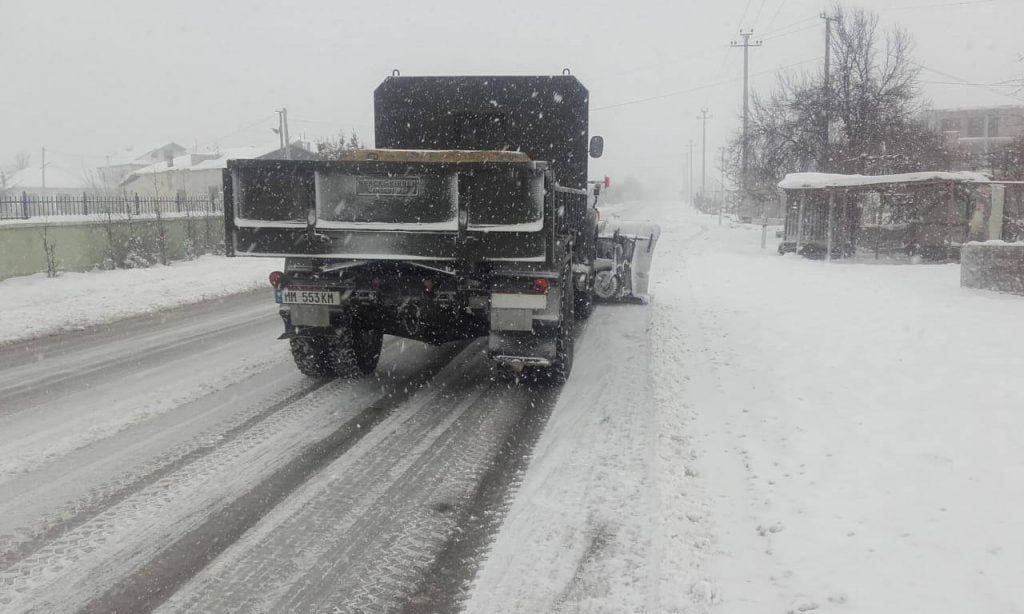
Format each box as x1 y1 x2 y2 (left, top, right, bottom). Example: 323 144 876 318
538 264 575 384
289 336 334 377
593 270 619 300
574 288 593 320
328 326 383 378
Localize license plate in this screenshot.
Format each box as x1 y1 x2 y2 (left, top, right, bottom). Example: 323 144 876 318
277 289 342 305
356 176 419 197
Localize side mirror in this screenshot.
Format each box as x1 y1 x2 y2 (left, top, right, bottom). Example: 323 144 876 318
589 135 604 158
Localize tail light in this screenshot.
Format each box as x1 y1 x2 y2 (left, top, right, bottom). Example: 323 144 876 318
532 278 550 294
269 271 285 288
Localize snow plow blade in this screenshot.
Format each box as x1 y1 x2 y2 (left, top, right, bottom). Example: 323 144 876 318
593 221 661 303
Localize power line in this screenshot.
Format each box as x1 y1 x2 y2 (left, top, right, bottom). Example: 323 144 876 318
41 148 107 161
913 61 1024 103
921 80 1021 87
763 0 789 32
758 15 818 38
752 0 770 27
761 22 819 41
197 114 278 149
290 117 341 125
594 57 820 111
702 44 736 110
736 0 755 30
879 0 999 11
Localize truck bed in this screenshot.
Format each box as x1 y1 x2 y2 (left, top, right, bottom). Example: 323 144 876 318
223 153 585 264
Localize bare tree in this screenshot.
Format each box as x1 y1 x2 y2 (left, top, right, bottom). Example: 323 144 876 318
727 4 957 191
13 150 31 170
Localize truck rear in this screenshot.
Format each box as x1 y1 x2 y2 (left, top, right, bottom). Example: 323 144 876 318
224 75 601 382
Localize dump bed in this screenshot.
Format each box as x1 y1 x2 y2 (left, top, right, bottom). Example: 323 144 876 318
224 74 592 265
224 151 565 263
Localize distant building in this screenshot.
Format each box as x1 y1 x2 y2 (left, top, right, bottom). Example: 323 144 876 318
119 143 316 197
924 106 1024 156
0 163 98 197
97 142 188 186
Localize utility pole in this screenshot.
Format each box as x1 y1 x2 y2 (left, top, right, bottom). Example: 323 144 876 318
731 30 762 195
820 13 838 171
276 108 292 160
687 139 694 205
698 108 712 205
41 146 48 199
282 108 292 160
719 146 726 225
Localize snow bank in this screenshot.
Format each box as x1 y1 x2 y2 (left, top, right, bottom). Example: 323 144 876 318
0 211 221 227
0 255 282 345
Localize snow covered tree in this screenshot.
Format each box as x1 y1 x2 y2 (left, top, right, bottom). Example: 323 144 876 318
346 130 363 150
317 129 365 160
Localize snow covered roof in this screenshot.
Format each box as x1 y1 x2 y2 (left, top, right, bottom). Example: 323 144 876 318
778 171 990 190
331 149 531 163
3 164 96 190
121 144 296 184
102 142 186 167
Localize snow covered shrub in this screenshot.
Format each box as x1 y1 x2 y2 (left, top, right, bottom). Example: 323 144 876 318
153 208 169 266
40 225 59 277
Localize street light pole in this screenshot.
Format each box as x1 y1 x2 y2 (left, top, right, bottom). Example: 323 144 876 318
688 139 694 205
699 108 712 206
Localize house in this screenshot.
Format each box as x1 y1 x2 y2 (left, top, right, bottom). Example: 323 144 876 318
97 142 187 186
0 163 98 197
924 106 1024 156
119 142 316 197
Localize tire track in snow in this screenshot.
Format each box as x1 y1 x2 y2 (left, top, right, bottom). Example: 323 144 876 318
73 340 472 614
399 332 583 614
0 375 330 571
0 341 467 613
0 303 273 416
157 348 561 614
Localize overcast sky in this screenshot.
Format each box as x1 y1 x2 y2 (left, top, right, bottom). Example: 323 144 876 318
2 0 1021 193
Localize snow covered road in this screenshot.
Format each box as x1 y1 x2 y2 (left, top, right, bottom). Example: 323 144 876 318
0 288 557 613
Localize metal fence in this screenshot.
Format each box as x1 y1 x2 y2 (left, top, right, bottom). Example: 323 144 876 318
0 191 223 221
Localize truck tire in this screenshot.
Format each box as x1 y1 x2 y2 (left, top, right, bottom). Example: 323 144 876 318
574 208 599 320
593 270 620 300
574 287 593 320
328 326 383 378
289 336 335 378
538 262 575 384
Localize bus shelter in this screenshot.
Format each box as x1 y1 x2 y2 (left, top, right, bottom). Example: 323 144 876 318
776 171 992 260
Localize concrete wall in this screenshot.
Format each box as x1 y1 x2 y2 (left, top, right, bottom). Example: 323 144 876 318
961 242 1024 295
0 214 224 280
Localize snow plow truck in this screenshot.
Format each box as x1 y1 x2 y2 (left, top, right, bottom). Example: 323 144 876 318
223 73 659 383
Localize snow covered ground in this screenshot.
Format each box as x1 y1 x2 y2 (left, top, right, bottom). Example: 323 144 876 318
467 201 1024 613
0 255 283 345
